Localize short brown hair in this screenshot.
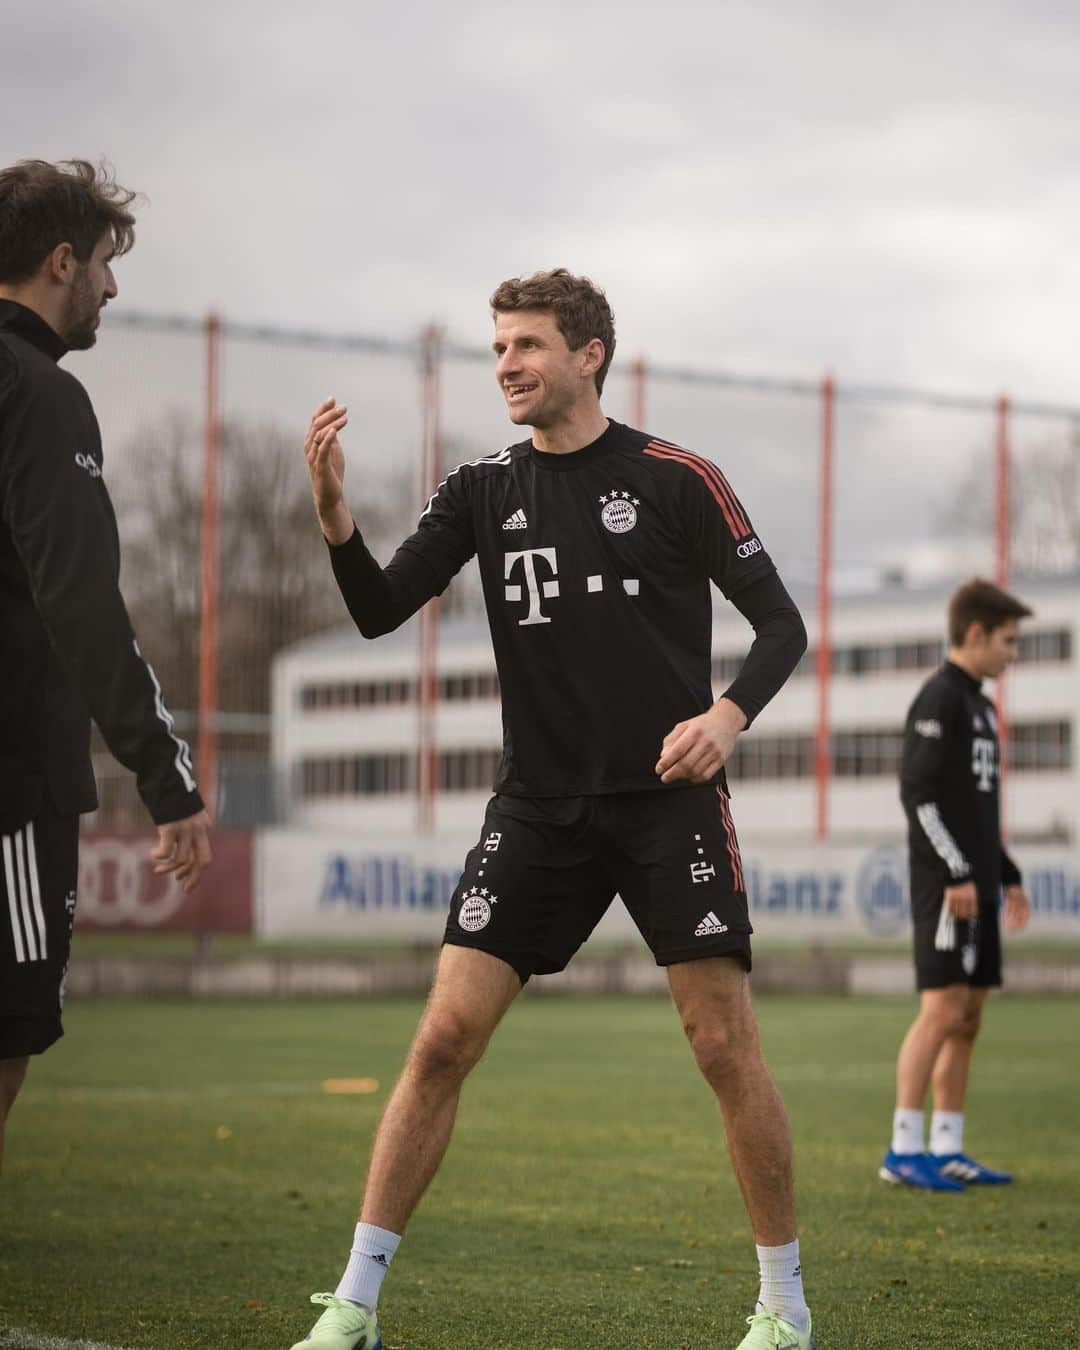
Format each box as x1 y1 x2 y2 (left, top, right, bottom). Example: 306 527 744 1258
947 577 1033 646
0 158 137 284
490 267 616 395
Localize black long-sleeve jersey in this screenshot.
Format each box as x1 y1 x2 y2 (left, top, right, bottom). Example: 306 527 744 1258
0 300 203 833
330 419 807 797
900 661 1020 900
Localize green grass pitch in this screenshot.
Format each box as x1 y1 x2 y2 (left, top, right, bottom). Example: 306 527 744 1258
1 995 1077 1348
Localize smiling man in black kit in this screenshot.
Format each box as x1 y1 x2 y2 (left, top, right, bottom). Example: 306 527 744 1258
293 269 813 1350
0 159 211 1171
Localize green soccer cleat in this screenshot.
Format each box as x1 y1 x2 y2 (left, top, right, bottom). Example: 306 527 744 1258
735 1309 815 1349
289 1293 382 1350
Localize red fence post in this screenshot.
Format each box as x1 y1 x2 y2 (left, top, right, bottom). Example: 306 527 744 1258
417 325 444 833
198 311 222 816
815 374 835 842
631 354 647 430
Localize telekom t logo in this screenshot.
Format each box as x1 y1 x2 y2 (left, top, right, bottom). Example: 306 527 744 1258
972 737 996 792
504 548 559 626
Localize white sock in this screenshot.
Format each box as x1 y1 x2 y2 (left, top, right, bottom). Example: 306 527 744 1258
929 1110 964 1156
891 1107 924 1155
334 1222 401 1309
755 1239 809 1335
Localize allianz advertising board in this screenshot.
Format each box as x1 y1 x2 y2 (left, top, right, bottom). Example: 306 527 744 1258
256 831 1080 943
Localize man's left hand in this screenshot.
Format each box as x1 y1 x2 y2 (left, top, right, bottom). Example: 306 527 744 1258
1003 884 1030 933
655 699 747 785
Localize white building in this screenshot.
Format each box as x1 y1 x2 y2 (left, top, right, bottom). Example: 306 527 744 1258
272 573 1078 846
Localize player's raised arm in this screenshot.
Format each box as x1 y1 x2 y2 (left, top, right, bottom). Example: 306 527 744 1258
305 396 352 544
305 398 478 640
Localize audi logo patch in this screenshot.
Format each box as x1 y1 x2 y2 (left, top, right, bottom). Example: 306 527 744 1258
736 537 762 558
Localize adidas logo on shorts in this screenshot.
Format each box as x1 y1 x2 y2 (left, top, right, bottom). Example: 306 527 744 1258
695 910 728 936
502 508 528 530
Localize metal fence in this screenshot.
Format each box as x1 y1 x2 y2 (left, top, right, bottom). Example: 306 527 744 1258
70 309 1080 833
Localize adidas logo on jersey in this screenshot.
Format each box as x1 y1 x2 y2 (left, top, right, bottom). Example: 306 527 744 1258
502 509 528 530
695 911 728 936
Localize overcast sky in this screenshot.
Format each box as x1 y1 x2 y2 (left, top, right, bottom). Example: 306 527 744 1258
4 0 1078 583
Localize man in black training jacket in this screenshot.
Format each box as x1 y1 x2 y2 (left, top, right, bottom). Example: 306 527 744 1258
880 577 1031 1193
291 270 813 1350
0 159 211 1171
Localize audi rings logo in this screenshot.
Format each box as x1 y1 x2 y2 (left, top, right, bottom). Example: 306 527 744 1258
77 839 184 926
736 537 762 559
75 452 102 479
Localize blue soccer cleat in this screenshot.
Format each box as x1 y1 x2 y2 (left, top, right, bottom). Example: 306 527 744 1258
879 1149 965 1191
933 1152 1013 1185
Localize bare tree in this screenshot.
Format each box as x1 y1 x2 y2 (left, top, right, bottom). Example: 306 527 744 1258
114 413 420 723
944 422 1080 574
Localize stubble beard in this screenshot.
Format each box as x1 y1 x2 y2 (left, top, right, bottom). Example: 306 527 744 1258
63 270 102 350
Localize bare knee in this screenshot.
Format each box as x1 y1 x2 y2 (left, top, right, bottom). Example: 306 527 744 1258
408 1010 489 1087
951 1007 982 1042
920 996 979 1042
683 1015 757 1089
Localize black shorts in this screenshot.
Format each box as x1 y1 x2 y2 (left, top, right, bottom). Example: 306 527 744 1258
444 786 752 984
911 875 1002 991
0 804 79 1058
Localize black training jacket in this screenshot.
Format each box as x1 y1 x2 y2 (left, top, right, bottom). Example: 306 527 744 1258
329 419 807 797
900 660 1020 903
0 299 203 832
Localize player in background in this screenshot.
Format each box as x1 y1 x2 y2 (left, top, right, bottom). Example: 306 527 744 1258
292 270 814 1350
881 578 1032 1191
0 159 211 1171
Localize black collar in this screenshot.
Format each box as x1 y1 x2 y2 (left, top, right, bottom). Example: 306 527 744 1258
0 299 68 362
528 419 620 471
944 659 983 693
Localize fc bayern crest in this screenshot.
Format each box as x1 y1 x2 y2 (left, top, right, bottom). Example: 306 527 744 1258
458 886 497 932
600 490 640 533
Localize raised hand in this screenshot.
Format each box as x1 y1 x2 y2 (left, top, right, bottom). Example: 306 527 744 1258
304 397 353 544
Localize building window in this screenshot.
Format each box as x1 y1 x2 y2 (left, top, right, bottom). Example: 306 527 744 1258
300 670 500 711
1010 720 1072 772
832 728 906 778
1017 629 1071 665
714 628 1070 685
727 735 815 782
724 718 1071 784
299 747 503 798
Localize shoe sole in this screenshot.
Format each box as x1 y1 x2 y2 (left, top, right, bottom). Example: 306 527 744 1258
878 1165 963 1192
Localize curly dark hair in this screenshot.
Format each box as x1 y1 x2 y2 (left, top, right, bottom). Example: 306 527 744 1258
490 268 616 395
0 158 138 284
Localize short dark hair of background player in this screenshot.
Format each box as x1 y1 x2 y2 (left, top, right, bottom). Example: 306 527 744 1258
947 577 1034 648
490 267 616 394
0 159 137 285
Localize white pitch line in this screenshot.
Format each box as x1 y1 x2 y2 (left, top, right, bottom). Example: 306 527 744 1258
0 1327 134 1350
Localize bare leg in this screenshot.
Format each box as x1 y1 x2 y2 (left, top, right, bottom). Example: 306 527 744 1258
0 1056 30 1175
895 986 970 1111
668 957 795 1246
359 945 521 1233
931 987 987 1112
